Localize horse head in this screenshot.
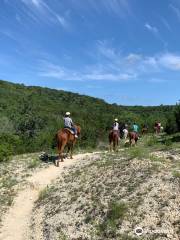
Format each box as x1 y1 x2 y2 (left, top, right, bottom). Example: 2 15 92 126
75 125 81 136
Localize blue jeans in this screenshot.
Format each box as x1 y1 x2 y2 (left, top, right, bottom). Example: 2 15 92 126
65 126 77 135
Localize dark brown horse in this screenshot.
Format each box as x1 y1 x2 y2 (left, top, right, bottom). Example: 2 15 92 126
142 127 148 135
109 130 119 152
55 125 81 166
129 132 138 146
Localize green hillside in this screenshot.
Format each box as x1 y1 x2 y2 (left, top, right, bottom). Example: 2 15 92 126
0 80 176 157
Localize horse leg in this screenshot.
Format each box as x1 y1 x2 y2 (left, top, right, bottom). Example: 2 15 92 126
109 141 112 152
67 142 73 159
117 138 119 151
70 144 74 159
67 144 71 158
129 138 132 147
56 141 67 166
60 141 67 162
55 141 61 167
113 140 116 152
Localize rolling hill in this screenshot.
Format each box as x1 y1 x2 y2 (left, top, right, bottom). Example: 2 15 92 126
0 79 175 154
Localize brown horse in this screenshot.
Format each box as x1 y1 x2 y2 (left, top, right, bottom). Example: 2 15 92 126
109 130 119 152
55 125 81 166
129 131 138 146
142 127 148 135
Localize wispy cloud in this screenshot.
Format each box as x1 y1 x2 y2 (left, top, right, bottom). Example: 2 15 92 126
38 39 180 83
71 0 132 19
56 14 69 30
145 23 158 34
144 22 167 48
39 60 136 82
0 29 18 42
169 4 180 21
161 17 171 31
20 0 70 30
102 0 132 18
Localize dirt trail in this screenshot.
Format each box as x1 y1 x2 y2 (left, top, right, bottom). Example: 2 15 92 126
0 153 91 240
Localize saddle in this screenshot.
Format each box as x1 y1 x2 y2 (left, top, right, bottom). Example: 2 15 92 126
64 128 75 135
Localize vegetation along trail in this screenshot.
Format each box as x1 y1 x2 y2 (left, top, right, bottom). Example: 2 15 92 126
0 153 95 240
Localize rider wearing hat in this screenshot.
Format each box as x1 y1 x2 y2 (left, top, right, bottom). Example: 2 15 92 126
63 112 78 138
113 118 119 131
112 118 120 139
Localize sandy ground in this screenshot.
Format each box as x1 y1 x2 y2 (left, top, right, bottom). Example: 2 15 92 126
0 153 91 240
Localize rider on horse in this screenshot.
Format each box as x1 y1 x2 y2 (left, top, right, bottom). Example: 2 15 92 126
63 112 78 138
132 122 139 138
112 118 120 138
123 126 128 139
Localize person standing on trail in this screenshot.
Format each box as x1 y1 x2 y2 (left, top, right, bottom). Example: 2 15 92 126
63 112 78 138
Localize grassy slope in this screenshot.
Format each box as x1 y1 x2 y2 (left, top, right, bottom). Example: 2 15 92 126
32 136 180 240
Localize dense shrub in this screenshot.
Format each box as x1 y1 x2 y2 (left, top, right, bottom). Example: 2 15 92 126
175 104 180 131
0 80 177 155
0 143 13 162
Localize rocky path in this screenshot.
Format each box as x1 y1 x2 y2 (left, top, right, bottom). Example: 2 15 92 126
0 153 92 240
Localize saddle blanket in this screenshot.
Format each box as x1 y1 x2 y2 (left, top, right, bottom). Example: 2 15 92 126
64 128 75 135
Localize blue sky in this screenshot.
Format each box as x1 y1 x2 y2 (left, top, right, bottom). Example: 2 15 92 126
0 0 180 105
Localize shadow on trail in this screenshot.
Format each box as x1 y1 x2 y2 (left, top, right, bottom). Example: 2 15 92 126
39 152 70 165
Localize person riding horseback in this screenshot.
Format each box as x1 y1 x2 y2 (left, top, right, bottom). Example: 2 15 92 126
132 122 139 139
123 126 128 140
112 118 120 138
112 118 119 130
63 112 78 138
132 122 139 133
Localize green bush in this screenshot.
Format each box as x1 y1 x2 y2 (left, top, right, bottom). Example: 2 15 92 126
98 201 128 236
0 143 13 162
164 139 172 146
145 135 158 147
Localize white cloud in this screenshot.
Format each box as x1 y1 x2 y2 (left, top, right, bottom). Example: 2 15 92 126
31 0 41 8
125 54 142 64
145 23 158 34
20 0 70 30
70 0 132 19
21 0 42 9
96 40 117 60
158 53 180 70
38 38 180 83
39 60 136 82
169 4 180 21
102 0 132 17
56 15 69 30
161 17 171 31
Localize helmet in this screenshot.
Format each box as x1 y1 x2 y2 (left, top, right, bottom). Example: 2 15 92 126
114 118 118 122
65 112 71 116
